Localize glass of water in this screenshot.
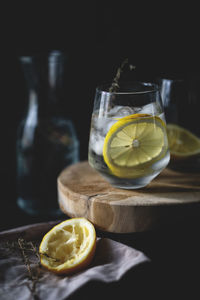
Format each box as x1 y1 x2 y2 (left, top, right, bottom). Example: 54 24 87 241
88 82 170 189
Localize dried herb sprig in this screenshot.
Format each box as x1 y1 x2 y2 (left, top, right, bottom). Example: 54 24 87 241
109 58 136 92
18 238 32 279
1 238 42 299
17 238 41 299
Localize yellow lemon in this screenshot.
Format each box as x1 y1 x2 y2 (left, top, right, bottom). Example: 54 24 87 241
39 218 96 275
167 123 200 159
103 113 168 178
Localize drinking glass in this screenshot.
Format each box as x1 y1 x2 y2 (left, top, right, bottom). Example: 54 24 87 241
88 82 170 189
159 77 200 172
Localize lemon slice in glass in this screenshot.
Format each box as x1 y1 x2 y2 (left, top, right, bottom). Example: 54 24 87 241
103 113 168 178
39 218 96 275
167 123 200 159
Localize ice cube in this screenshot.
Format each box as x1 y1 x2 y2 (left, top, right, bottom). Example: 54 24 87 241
139 102 161 115
95 117 105 131
89 131 104 155
109 106 136 118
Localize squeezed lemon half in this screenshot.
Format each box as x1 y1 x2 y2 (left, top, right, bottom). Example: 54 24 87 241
167 123 200 159
39 218 96 275
103 113 168 178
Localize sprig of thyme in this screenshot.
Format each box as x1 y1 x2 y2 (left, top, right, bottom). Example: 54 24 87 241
18 238 32 279
17 238 41 299
2 238 61 299
109 58 136 92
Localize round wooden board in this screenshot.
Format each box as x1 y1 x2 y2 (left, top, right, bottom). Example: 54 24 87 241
57 161 200 233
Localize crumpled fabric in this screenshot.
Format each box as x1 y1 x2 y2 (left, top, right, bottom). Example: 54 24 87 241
0 221 149 300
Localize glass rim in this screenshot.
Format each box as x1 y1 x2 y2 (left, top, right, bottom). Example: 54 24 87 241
96 81 160 95
157 77 184 83
19 50 66 64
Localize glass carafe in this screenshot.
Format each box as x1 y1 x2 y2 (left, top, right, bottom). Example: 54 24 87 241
17 51 79 217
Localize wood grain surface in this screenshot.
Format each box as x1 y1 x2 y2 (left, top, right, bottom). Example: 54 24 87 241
57 161 200 233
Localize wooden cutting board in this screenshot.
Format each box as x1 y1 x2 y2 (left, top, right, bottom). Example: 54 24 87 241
57 161 200 233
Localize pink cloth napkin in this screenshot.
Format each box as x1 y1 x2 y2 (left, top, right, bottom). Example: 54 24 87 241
0 221 149 300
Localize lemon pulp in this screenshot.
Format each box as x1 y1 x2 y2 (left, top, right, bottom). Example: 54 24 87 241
103 113 168 178
39 218 96 274
167 123 200 159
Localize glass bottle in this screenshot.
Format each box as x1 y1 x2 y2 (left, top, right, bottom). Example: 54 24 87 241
16 51 79 217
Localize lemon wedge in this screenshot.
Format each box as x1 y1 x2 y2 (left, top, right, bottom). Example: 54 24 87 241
167 123 200 159
39 218 96 275
103 113 168 178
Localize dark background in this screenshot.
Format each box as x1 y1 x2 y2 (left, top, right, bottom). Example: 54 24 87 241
1 3 200 298
1 3 200 229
